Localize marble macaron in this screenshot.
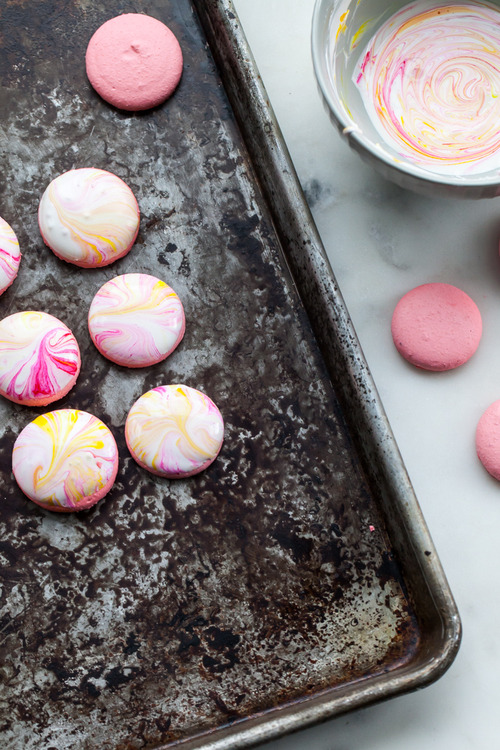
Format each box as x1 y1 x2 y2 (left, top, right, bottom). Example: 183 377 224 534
85 13 183 111
125 384 224 478
0 216 21 295
88 273 185 367
391 282 482 371
12 409 119 512
0 311 80 406
38 168 140 268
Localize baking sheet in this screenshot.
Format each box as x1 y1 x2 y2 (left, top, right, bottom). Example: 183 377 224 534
0 1 459 748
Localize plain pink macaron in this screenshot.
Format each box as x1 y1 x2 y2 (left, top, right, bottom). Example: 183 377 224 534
391 282 482 371
476 400 500 481
85 13 183 111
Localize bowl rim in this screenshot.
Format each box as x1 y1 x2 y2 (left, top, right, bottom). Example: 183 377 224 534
310 0 500 191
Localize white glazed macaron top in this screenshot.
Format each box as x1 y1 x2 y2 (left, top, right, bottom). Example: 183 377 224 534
88 273 185 367
38 168 140 268
0 216 21 295
12 409 119 511
125 384 224 478
0 311 81 406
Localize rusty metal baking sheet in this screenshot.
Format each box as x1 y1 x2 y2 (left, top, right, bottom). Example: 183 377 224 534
0 1 459 749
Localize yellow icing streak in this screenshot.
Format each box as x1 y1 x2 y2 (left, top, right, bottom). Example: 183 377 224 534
351 21 370 49
336 10 350 41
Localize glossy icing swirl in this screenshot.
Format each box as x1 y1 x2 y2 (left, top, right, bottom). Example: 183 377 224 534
38 168 140 267
0 217 21 295
354 0 500 173
125 384 224 478
88 273 185 367
12 409 118 512
0 311 80 405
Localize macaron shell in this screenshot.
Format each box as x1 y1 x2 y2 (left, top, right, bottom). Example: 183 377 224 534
391 282 482 371
38 168 140 268
85 13 183 111
0 216 21 295
476 400 500 481
0 311 81 406
125 384 224 478
12 409 119 512
88 273 185 367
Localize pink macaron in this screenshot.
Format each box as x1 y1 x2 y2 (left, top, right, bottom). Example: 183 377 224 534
391 282 482 371
476 400 500 481
85 13 183 111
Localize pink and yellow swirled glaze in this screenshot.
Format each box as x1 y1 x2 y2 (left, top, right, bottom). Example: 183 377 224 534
88 273 185 367
12 409 119 512
125 384 224 478
0 217 21 295
38 168 140 267
0 311 81 406
354 0 500 174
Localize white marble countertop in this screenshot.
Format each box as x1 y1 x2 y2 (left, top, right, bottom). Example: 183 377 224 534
231 1 500 748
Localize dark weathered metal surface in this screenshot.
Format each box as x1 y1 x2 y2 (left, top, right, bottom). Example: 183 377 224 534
0 1 459 749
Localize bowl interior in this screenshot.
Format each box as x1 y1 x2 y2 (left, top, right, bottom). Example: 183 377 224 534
312 0 500 189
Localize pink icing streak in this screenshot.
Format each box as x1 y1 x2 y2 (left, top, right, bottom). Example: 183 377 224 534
0 312 81 406
354 0 500 174
14 330 79 400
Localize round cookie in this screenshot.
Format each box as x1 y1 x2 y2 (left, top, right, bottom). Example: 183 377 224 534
12 409 119 512
0 216 21 295
85 13 183 111
88 273 185 368
0 311 81 406
391 282 482 371
125 384 224 478
38 168 140 268
476 400 500 481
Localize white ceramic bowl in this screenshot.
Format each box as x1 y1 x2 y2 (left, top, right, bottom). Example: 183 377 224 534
311 0 500 198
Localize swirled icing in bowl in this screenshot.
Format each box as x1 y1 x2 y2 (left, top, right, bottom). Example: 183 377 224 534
38 167 140 267
353 0 500 175
0 217 21 295
88 273 185 367
12 409 119 512
125 384 224 478
0 311 81 406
